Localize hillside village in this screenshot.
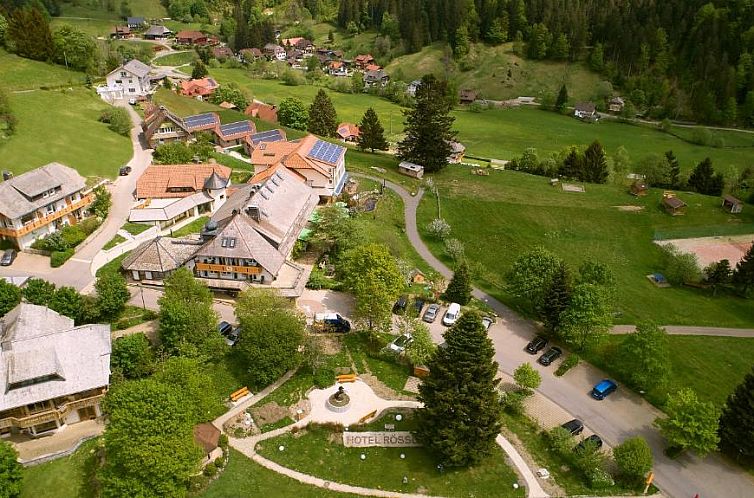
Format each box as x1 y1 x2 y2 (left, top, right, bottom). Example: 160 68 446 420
2 2 754 498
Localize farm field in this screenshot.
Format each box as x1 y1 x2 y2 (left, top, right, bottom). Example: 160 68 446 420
208 69 754 173
415 166 754 328
2 88 132 177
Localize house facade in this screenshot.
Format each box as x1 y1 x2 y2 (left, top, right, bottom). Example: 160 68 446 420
99 59 153 101
337 123 360 142
264 43 286 61
176 30 208 45
179 78 219 99
144 25 172 40
574 102 598 120
0 304 111 438
250 134 348 200
364 69 389 88
122 236 201 281
0 163 93 249
143 105 192 147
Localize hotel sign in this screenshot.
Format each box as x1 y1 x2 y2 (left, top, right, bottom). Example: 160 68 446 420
342 431 420 448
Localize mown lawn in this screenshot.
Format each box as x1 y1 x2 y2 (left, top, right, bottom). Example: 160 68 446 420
415 167 754 327
256 424 525 498
170 216 209 237
201 448 357 497
585 335 754 409
2 87 132 177
0 50 85 90
153 51 197 67
20 439 99 498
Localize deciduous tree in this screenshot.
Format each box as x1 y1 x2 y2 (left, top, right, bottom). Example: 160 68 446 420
310 204 362 256
655 388 720 456
398 74 456 173
307 89 338 137
620 321 671 390
49 286 86 323
52 24 96 71
417 312 501 466
95 272 130 321
0 280 21 317
0 440 22 498
277 97 308 130
513 362 541 394
404 320 436 366
558 283 612 350
718 366 754 458
22 277 56 305
613 436 653 486
191 59 208 79
91 185 112 218
505 246 561 311
111 333 155 380
442 262 472 305
357 107 388 152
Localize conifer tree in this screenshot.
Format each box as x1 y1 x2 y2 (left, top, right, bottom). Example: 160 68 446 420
442 262 472 305
688 158 724 196
416 312 501 466
357 107 388 152
732 243 754 296
555 84 568 112
719 366 754 457
191 59 208 79
582 140 609 184
664 150 680 188
559 148 583 179
307 89 338 137
7 5 53 62
542 261 572 332
398 74 456 173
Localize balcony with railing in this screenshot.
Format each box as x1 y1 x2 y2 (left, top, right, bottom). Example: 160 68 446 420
0 193 94 239
0 389 106 430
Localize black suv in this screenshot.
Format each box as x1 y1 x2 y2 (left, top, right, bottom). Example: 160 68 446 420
560 419 584 436
538 346 563 366
392 295 408 314
575 434 603 452
526 335 548 354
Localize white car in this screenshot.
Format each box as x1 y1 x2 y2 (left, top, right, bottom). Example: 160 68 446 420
388 334 412 353
442 303 461 326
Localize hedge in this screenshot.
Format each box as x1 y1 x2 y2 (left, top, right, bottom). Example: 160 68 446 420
50 249 75 268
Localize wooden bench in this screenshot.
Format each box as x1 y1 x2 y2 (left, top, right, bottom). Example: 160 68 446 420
230 387 250 402
336 373 358 383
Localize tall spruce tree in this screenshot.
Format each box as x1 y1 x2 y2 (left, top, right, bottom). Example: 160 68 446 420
688 158 724 196
7 5 53 61
732 243 754 296
582 140 609 183
559 148 583 179
191 59 208 79
416 312 501 466
357 107 389 152
442 262 472 305
555 84 568 112
398 74 456 173
307 89 338 137
541 262 572 333
719 366 754 458
664 150 680 188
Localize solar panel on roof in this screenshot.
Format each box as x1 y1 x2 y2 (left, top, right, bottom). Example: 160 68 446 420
307 140 344 164
251 129 283 144
184 113 217 129
220 121 253 136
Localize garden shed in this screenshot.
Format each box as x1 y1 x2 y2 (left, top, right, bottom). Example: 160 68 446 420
722 195 743 214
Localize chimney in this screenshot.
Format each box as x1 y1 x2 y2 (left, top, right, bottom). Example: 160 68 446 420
246 205 260 221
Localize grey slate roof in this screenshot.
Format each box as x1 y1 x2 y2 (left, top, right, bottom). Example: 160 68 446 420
204 171 229 190
123 59 151 78
0 162 86 220
122 236 201 272
145 25 172 36
0 304 111 411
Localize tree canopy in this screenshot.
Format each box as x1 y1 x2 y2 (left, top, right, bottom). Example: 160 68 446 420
357 107 389 152
719 366 754 458
655 388 720 456
307 89 338 137
0 280 21 317
442 262 472 305
0 440 22 498
619 321 671 390
277 97 309 130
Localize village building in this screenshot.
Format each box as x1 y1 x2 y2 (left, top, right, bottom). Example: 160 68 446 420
192 165 318 292
143 25 172 40
212 46 235 60
630 179 649 196
175 30 208 45
263 43 287 61
243 129 287 155
722 194 744 214
337 123 360 142
328 60 348 77
126 16 146 29
354 54 375 69
398 161 424 179
459 89 478 104
282 37 315 54
609 96 625 113
193 423 223 467
364 69 389 88
0 163 93 250
406 80 422 97
109 25 133 39
250 134 348 200
121 236 201 282
0 303 111 438
129 164 231 229
179 77 219 99
662 192 687 216
574 102 598 120
143 105 192 147
98 59 153 101
245 102 278 123
239 48 263 62
143 106 257 151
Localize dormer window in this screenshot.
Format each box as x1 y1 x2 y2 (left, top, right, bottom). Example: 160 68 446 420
42 188 56 199
220 237 236 248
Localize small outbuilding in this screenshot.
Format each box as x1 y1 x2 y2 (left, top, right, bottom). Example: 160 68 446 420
398 161 424 179
722 194 744 214
608 97 625 113
459 89 478 104
193 423 223 467
630 179 649 197
662 192 687 216
574 102 597 120
409 269 426 284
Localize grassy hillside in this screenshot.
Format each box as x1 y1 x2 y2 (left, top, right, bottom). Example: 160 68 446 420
386 42 605 103
415 167 754 328
208 68 754 172
59 0 167 20
0 50 85 90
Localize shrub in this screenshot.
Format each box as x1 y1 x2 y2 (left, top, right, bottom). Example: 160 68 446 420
614 436 653 485
425 218 451 239
219 434 228 449
214 457 224 468
203 462 217 477
555 354 579 376
545 426 574 455
500 390 527 415
79 217 100 235
51 249 74 267
587 468 615 489
659 244 701 284
60 225 87 248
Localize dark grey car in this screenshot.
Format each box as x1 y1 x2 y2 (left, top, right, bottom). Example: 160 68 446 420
422 303 440 323
1 249 16 266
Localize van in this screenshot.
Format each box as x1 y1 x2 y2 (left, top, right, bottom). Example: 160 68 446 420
442 303 461 326
314 313 351 333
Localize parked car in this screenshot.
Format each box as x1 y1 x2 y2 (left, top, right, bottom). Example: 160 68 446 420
119 165 132 176
422 303 440 323
217 321 233 337
538 346 563 366
575 434 603 452
388 334 412 353
128 97 137 105
560 419 584 436
442 302 461 326
525 335 548 354
481 316 494 330
393 295 408 314
591 379 618 400
314 313 351 333
0 249 17 266
225 327 241 347
413 298 425 316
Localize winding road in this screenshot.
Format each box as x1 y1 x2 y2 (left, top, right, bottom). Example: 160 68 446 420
353 173 754 498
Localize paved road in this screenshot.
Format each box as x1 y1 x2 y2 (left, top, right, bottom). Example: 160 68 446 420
353 173 754 498
0 103 151 292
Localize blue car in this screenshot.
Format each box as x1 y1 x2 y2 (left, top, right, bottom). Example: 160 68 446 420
591 379 617 400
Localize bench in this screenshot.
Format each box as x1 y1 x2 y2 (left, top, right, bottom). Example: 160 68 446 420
230 387 250 402
336 373 358 383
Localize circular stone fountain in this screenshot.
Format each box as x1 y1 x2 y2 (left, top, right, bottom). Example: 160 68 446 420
326 386 351 413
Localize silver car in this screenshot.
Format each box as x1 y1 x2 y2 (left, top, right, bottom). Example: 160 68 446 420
422 303 440 323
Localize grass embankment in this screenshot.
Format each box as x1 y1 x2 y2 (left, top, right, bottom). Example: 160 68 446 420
208 68 754 172
20 439 99 498
153 51 197 67
416 167 754 328
0 50 85 90
256 423 524 498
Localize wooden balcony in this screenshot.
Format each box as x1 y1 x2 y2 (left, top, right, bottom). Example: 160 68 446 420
0 390 105 430
0 194 94 239
196 262 262 275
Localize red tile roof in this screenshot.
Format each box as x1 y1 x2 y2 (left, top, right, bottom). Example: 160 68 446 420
244 102 278 123
136 164 231 199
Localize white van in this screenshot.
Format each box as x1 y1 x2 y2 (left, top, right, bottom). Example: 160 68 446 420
442 303 461 326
